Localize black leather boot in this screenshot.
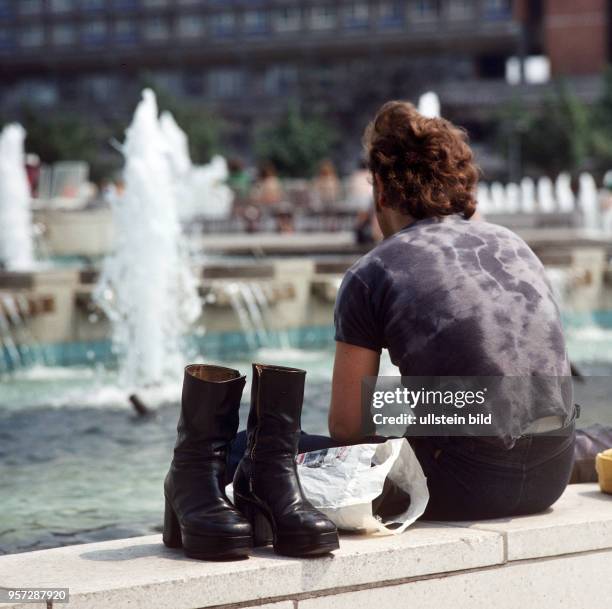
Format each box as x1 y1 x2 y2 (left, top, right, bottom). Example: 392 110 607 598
163 364 252 560
233 363 339 557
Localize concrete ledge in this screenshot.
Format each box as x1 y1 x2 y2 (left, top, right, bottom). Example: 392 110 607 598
0 484 610 609
449 484 612 561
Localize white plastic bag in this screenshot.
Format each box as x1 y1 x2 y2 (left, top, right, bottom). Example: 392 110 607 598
296 438 429 535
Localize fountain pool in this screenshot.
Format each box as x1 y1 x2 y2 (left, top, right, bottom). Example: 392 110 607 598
1 312 612 556
1 86 611 558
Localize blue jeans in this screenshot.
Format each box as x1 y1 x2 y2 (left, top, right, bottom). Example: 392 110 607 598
227 423 575 521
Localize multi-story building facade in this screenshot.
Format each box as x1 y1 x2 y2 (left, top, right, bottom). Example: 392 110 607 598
0 0 608 167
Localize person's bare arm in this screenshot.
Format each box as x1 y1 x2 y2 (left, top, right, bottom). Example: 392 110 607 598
328 341 380 443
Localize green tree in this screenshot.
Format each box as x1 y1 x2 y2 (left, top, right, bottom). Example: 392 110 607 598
497 81 592 177
590 67 612 171
254 103 337 177
18 107 120 183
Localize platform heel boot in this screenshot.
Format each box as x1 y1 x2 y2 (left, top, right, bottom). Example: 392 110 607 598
163 364 252 560
233 363 339 557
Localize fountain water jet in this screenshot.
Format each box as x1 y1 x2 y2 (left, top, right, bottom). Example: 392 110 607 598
520 177 537 213
505 182 521 213
94 89 201 388
578 172 600 231
490 182 506 212
418 92 441 119
160 112 233 221
537 176 556 213
555 173 575 213
0 124 34 270
476 183 493 214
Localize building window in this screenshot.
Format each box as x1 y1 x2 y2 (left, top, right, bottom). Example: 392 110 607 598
0 26 14 51
208 68 244 98
483 0 511 20
177 14 205 39
379 1 405 28
81 0 106 12
81 75 116 102
344 2 369 29
18 0 43 15
52 23 77 45
264 65 298 96
0 1 11 18
81 20 107 45
309 6 337 31
113 0 138 10
14 80 58 106
20 25 44 48
447 0 474 20
410 0 439 23
114 19 137 44
273 7 301 32
143 16 169 41
49 0 76 13
183 70 204 96
210 12 235 38
149 70 180 92
243 10 267 36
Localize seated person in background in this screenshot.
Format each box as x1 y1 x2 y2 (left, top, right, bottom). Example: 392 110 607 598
347 159 373 211
312 159 342 208
250 163 284 207
227 158 252 200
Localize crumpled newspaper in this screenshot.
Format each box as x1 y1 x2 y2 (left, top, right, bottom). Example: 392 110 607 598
296 438 429 535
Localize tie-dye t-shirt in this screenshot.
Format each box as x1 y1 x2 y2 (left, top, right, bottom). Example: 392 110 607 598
334 215 572 434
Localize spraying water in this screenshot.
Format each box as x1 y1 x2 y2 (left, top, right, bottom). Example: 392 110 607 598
418 92 441 119
160 112 233 221
537 176 556 213
555 173 575 213
187 156 234 220
0 124 34 270
520 177 537 213
95 89 201 388
505 182 521 213
476 183 492 215
490 182 506 212
578 172 600 231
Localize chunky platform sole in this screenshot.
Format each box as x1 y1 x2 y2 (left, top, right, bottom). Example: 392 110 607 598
163 498 252 560
235 494 339 557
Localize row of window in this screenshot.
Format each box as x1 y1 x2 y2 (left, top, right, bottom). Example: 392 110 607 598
4 56 477 105
4 66 304 105
0 0 513 21
2 0 189 16
0 1 513 49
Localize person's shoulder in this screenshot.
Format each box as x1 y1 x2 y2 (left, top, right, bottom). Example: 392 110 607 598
462 219 543 268
472 219 535 250
343 241 391 289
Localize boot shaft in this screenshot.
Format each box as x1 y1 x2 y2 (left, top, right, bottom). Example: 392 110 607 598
233 363 340 557
176 364 246 453
246 363 306 459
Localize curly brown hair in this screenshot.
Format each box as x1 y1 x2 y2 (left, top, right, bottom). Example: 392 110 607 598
363 100 479 219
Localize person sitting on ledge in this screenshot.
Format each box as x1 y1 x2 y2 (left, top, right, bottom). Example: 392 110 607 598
230 100 577 521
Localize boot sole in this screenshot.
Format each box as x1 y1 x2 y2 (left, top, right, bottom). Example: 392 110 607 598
275 531 339 557
164 498 252 561
235 493 339 557
182 533 253 561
